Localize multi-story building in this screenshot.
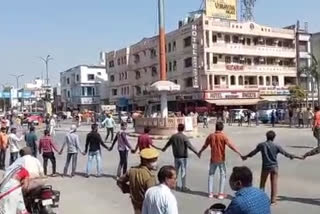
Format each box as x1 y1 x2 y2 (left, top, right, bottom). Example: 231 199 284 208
312 32 320 64
60 65 108 112
105 11 298 113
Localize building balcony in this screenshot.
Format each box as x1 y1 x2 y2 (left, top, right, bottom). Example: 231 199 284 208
208 64 296 74
206 43 296 58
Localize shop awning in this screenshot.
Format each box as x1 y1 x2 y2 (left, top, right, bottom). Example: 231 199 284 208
206 99 261 106
261 96 288 102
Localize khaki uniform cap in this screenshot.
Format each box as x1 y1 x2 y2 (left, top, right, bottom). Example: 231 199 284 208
140 148 159 159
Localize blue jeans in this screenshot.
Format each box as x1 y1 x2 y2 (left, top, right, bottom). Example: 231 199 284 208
174 158 187 188
86 150 102 176
208 162 226 194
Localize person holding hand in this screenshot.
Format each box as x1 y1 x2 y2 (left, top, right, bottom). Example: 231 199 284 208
60 125 85 177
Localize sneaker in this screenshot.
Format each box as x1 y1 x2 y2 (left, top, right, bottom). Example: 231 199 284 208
208 193 214 198
217 194 225 200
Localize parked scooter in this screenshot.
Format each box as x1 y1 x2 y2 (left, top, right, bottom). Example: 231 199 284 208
25 185 60 214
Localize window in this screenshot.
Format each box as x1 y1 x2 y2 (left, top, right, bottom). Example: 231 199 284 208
173 60 177 71
150 49 157 58
225 56 231 64
67 91 70 98
213 56 218 64
97 72 101 76
169 62 172 72
76 75 79 82
135 71 141 79
267 58 275 65
109 60 114 68
134 54 140 63
246 58 252 65
212 35 217 43
184 36 192 47
127 86 130 95
225 35 231 43
246 38 251 45
110 75 115 82
152 67 157 77
135 86 142 95
112 89 117 96
217 33 222 38
87 74 95 80
233 57 239 63
299 58 308 68
230 76 236 85
125 72 128 80
173 80 178 84
266 39 274 46
173 41 176 51
299 41 308 52
117 58 121 65
266 76 271 86
232 35 239 43
168 43 172 52
67 78 70 85
272 76 279 86
238 76 244 85
185 77 193 87
184 57 192 68
259 76 264 85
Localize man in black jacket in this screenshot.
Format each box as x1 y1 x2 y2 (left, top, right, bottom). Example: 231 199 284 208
84 124 109 177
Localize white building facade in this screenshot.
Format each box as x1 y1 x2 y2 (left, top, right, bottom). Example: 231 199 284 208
60 65 108 112
105 12 298 113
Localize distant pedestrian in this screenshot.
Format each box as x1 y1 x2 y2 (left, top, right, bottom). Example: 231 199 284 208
313 106 320 147
39 129 59 176
298 109 304 128
247 111 252 127
8 127 24 165
203 112 209 128
307 108 314 128
198 122 242 199
60 125 85 177
255 110 260 126
223 166 271 214
84 124 109 177
162 124 200 192
242 130 302 204
5 117 10 133
102 114 116 142
238 111 244 127
24 126 38 157
0 127 8 169
133 127 161 153
109 122 134 178
49 116 56 136
142 165 178 214
228 111 234 126
223 109 229 124
271 110 276 127
117 148 159 214
289 108 294 128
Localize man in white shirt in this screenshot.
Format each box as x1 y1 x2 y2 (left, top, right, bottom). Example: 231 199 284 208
8 127 24 165
142 165 178 214
102 114 116 142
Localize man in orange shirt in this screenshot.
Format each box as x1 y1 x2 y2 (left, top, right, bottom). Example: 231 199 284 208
313 106 320 147
198 122 242 199
0 127 8 169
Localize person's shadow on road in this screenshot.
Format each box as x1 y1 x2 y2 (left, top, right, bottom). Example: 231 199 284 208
74 172 117 180
278 196 320 206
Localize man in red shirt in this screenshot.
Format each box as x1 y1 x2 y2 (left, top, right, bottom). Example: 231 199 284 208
198 122 242 199
133 127 161 153
39 129 59 176
313 106 320 147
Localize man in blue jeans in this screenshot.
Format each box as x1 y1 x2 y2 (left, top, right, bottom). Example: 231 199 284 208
84 124 109 177
199 122 242 199
162 124 199 192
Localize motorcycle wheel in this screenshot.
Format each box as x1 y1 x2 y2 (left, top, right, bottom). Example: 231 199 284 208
40 206 55 214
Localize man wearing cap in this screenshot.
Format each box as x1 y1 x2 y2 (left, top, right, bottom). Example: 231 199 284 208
60 125 85 177
101 114 116 142
117 148 159 214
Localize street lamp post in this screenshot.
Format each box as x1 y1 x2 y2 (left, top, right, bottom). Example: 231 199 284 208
10 74 24 89
39 55 53 86
1 84 7 113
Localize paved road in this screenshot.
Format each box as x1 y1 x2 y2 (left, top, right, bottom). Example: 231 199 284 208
2 123 320 213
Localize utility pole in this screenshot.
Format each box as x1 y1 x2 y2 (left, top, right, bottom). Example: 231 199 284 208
39 55 53 86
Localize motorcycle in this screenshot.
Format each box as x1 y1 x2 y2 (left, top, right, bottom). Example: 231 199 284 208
25 185 60 214
205 203 226 214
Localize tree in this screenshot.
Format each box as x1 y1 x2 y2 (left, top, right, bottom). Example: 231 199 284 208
288 85 306 108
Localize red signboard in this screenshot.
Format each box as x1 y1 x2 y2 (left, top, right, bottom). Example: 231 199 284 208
226 65 244 71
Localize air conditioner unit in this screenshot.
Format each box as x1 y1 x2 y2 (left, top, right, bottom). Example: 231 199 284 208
259 38 264 42
239 36 244 40
274 40 279 44
240 56 245 61
259 58 265 62
276 59 281 63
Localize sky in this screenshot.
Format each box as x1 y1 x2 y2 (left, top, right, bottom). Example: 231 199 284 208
0 0 319 87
